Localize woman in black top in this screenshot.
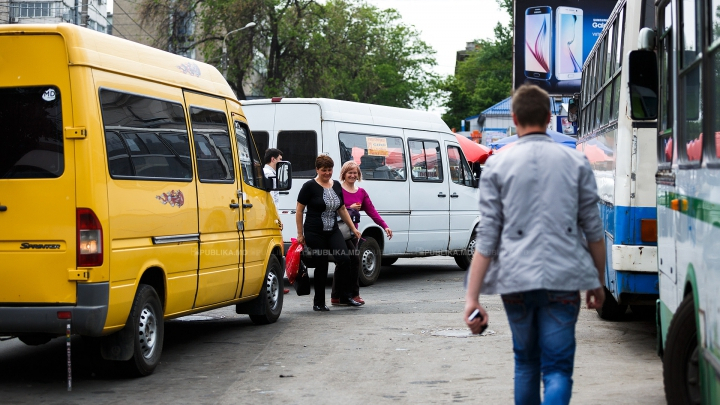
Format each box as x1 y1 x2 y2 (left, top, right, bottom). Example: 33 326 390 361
296 155 362 311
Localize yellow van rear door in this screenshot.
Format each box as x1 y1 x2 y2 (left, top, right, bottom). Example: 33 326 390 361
0 34 77 303
184 91 241 307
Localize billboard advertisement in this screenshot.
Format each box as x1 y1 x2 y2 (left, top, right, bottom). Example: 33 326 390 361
513 0 618 95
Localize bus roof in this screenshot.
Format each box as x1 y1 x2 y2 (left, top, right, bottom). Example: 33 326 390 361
241 98 452 133
0 23 236 100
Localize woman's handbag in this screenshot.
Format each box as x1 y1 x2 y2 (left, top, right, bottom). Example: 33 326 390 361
337 208 360 240
338 221 354 240
285 238 303 284
293 261 311 296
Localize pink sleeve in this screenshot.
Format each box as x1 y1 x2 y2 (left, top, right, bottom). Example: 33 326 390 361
360 188 388 229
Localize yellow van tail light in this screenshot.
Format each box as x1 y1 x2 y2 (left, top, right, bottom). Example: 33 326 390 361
640 219 657 243
77 208 103 267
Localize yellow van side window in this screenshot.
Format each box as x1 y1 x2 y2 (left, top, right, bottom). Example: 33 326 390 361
100 90 192 181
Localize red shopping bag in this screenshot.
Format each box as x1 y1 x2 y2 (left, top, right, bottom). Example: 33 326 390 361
285 238 304 284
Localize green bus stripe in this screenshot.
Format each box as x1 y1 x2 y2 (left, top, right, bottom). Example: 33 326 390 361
657 191 720 228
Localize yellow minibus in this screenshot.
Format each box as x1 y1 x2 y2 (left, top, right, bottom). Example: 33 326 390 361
0 23 290 376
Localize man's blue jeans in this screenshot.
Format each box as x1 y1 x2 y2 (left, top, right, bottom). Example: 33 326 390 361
501 289 581 405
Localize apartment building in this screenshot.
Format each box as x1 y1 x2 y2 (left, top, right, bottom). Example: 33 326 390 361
0 0 109 32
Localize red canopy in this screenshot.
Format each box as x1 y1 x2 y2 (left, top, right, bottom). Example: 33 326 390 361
583 144 610 163
454 134 492 163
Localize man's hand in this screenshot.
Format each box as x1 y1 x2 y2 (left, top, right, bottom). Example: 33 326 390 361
464 251 491 335
464 301 489 335
586 286 605 309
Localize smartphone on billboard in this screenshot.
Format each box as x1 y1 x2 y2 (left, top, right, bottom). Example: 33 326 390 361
524 6 552 80
555 6 583 81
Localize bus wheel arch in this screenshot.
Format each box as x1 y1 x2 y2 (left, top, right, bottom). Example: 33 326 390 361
98 267 166 367
663 293 701 405
138 267 166 310
453 229 477 270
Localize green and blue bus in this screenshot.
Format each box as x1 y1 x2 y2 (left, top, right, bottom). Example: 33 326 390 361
628 0 720 402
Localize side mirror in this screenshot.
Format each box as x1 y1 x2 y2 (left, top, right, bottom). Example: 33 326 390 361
638 27 656 51
567 95 579 123
273 161 292 191
628 50 658 120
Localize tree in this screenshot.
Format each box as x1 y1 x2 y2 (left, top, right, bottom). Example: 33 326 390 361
440 0 513 129
290 0 439 108
138 0 438 107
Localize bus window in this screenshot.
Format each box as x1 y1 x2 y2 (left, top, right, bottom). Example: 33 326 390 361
595 92 603 129
680 0 700 68
712 51 720 160
611 76 621 121
678 0 702 163
0 86 64 179
252 131 269 162
658 2 673 166
615 7 625 70
680 66 701 162
277 131 317 178
409 140 442 182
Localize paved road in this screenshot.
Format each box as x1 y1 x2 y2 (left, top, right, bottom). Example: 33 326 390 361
0 257 663 404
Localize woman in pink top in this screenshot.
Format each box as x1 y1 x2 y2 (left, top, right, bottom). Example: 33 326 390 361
331 161 393 305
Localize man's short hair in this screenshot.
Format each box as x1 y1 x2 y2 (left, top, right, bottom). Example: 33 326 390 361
315 154 334 170
264 148 283 164
512 85 551 128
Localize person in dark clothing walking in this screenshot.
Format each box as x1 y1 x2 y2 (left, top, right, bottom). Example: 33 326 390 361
296 155 362 311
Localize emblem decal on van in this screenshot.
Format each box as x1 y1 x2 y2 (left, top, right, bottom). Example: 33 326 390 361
178 62 201 77
20 243 61 249
42 89 57 102
156 190 185 207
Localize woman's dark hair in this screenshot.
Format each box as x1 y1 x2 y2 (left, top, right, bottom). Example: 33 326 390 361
315 154 334 169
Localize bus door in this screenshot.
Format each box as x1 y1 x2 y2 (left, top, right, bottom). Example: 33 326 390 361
445 142 479 251
406 133 450 252
184 91 241 307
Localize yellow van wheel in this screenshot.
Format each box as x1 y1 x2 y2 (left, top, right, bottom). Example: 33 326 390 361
123 284 164 376
248 255 284 325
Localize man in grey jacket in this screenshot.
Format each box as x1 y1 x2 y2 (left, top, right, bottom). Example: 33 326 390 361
464 84 606 405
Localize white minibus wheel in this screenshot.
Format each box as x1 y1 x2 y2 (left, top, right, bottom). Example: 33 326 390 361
453 233 476 270
358 237 381 286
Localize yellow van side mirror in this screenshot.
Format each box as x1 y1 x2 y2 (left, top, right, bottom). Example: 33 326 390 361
266 161 292 191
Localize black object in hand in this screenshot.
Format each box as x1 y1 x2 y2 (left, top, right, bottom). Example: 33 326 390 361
469 308 488 335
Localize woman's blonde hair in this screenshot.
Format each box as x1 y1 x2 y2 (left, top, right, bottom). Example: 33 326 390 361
340 161 362 181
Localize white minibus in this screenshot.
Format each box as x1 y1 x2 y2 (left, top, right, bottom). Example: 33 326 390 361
242 98 480 285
